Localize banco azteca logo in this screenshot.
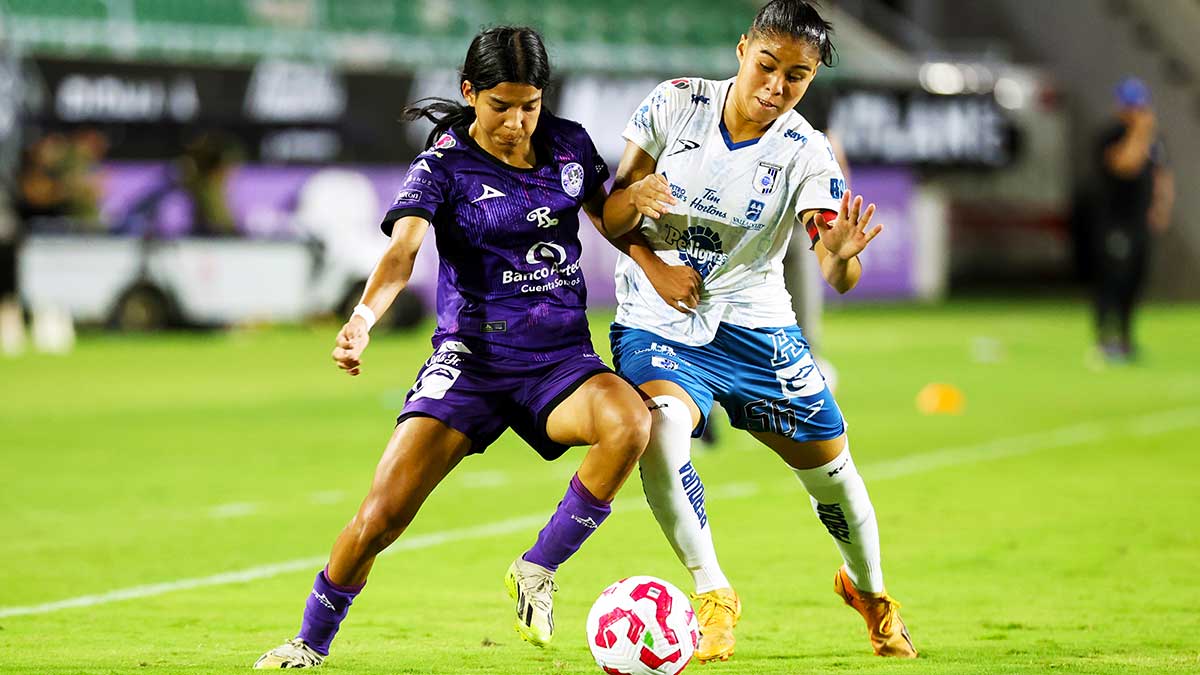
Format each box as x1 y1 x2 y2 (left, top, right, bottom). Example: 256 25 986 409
525 241 568 266
679 226 728 279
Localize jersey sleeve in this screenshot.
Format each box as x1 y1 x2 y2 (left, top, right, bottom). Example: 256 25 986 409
581 130 611 202
380 154 452 236
622 79 691 160
792 134 847 247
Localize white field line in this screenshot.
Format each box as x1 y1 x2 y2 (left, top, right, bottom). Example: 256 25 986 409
208 502 260 519
0 484 753 620
2 407 1195 620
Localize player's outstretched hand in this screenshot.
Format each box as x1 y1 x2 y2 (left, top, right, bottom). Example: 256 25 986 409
818 190 884 261
647 262 702 314
629 173 677 219
331 317 370 376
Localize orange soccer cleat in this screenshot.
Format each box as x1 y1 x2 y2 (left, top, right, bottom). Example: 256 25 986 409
834 566 918 658
692 587 741 662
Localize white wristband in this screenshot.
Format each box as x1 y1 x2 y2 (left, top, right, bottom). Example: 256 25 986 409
351 303 377 331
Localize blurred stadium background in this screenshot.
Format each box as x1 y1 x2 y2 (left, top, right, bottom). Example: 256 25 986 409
1 1 1197 674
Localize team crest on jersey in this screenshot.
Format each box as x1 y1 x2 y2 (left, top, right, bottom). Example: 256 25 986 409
753 162 782 195
433 133 456 150
560 162 584 197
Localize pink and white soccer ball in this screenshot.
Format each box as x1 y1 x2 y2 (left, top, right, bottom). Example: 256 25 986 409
586 576 700 675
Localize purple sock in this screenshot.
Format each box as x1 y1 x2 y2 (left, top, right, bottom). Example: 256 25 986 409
296 567 364 656
523 474 612 572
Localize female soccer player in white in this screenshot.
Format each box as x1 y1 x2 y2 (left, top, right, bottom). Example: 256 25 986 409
603 0 916 662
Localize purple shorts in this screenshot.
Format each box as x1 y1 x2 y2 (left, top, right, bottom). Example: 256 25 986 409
396 340 613 460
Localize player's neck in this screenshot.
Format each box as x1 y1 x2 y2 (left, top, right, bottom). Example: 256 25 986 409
722 95 773 144
468 122 537 169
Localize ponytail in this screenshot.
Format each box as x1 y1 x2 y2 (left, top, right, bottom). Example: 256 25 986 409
402 97 477 150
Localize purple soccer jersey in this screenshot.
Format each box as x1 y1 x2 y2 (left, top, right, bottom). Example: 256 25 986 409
382 113 610 360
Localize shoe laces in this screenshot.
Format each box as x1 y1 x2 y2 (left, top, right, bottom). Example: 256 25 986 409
283 638 322 666
517 568 559 613
863 594 901 633
692 592 737 627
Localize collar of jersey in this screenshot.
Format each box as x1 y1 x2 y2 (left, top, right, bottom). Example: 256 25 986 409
718 84 774 151
719 117 765 151
454 122 547 174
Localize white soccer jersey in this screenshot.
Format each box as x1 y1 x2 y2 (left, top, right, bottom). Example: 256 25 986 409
615 77 846 345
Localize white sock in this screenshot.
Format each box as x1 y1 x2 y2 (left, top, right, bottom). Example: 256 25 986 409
792 443 884 594
641 395 730 594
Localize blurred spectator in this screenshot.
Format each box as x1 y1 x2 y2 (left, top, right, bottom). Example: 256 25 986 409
0 156 20 357
17 130 106 230
1 35 25 355
179 133 241 236
116 132 242 237
1091 77 1174 363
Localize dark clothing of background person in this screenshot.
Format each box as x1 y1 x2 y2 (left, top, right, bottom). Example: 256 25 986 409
1091 123 1167 359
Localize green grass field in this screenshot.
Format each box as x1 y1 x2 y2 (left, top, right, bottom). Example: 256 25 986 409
2 300 1198 674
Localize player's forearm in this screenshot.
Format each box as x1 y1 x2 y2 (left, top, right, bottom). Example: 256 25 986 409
821 254 861 294
602 187 643 238
1106 130 1154 177
612 228 667 274
358 248 417 320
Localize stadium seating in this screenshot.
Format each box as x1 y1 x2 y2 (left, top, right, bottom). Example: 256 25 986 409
0 0 748 70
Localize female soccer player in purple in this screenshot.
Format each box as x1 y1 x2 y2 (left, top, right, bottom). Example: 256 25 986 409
254 26 650 669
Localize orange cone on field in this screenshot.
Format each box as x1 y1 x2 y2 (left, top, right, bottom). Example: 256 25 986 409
916 383 965 414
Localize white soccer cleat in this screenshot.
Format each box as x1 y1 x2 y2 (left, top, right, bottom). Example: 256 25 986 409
253 637 325 669
504 557 558 647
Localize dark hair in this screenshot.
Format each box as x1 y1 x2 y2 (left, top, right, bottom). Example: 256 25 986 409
402 26 551 148
749 0 836 67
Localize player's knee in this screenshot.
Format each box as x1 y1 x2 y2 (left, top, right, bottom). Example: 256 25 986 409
648 395 695 435
793 442 871 513
351 497 414 555
597 402 651 463
639 395 695 479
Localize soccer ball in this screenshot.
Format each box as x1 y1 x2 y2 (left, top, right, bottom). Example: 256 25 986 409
586 576 699 675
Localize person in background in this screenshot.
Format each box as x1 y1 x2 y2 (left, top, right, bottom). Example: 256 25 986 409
0 150 20 357
1092 76 1174 363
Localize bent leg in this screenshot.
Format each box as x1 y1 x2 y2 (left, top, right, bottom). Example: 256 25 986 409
754 431 914 657
753 431 882 592
504 373 649 646
637 380 741 662
299 418 472 656
328 417 474 584
635 380 731 592
527 372 651 569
